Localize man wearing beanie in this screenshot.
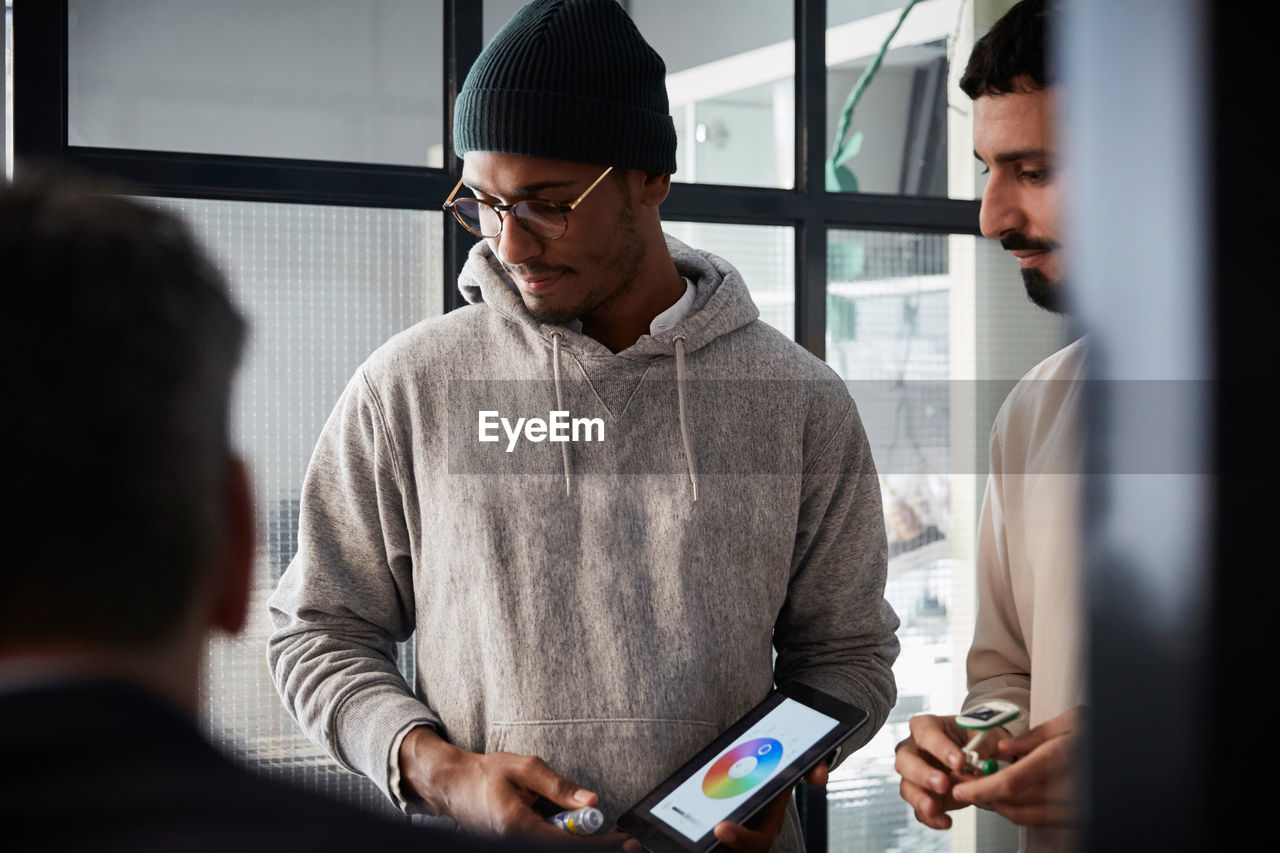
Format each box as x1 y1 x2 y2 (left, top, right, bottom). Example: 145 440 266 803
268 2 899 851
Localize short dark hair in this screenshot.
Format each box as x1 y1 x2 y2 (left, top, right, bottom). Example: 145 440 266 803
0 170 246 651
960 0 1052 99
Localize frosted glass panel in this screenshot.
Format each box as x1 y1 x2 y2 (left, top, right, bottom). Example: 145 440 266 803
664 222 794 339
826 228 958 852
70 0 444 166
149 197 442 813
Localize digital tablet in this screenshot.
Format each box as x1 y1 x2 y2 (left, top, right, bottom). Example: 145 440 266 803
616 683 867 853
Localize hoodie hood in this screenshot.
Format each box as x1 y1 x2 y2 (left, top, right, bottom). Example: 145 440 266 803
457 233 760 501
457 233 760 359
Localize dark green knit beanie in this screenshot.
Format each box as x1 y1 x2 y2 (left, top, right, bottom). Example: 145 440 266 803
454 0 677 174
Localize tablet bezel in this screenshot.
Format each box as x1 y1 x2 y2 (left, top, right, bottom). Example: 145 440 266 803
616 682 868 853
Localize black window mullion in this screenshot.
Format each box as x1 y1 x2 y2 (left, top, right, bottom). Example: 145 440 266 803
662 183 980 235
13 0 67 165
443 0 484 314
793 0 830 845
797 0 829 361
57 146 455 209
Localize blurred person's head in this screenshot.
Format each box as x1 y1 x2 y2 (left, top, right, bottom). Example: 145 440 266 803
962 0 1064 314
888 499 925 543
0 170 252 712
449 0 678 331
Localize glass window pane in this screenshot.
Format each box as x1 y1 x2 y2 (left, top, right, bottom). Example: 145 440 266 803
69 0 444 167
482 1 794 189
665 221 794 338
827 229 956 852
827 0 967 198
149 197 442 812
633 1 794 189
825 228 1070 850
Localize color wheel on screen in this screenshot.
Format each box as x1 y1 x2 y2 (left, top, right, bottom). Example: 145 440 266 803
701 737 783 799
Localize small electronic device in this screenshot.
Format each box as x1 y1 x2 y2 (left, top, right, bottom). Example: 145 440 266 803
616 683 867 853
955 699 1021 775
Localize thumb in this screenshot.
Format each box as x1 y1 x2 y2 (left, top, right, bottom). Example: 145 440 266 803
999 721 1066 759
519 757 596 809
997 730 1045 759
999 707 1082 758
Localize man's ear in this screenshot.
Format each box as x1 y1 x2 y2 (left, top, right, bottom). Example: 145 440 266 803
211 456 254 635
638 170 672 207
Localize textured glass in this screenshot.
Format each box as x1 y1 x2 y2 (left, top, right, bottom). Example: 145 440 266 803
664 222 794 339
827 0 964 198
149 197 442 813
69 0 444 166
826 228 1069 851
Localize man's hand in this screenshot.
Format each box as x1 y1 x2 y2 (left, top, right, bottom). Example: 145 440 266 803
951 706 1083 827
894 714 982 830
710 762 828 852
399 725 613 842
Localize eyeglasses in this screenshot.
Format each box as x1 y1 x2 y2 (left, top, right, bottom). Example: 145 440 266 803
443 166 614 240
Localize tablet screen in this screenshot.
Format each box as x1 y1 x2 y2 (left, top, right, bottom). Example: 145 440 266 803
648 697 840 841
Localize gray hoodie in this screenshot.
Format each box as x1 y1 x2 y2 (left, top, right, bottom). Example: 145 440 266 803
268 235 899 850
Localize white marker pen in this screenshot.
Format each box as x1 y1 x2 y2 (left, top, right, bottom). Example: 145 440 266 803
547 805 604 835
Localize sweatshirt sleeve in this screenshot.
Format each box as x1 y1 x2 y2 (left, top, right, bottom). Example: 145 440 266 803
267 367 440 809
963 423 1032 737
773 395 900 759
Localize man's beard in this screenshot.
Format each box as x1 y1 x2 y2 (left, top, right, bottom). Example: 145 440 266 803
1022 267 1065 314
1002 233 1066 315
516 197 645 326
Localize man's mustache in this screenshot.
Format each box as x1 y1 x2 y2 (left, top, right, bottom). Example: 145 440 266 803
1001 234 1062 253
505 262 571 278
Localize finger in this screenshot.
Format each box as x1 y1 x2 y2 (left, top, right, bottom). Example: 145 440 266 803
995 737 1072 784
505 807 621 846
621 839 646 853
998 730 1072 761
567 830 632 847
895 743 955 796
999 720 1079 761
900 776 962 829
912 802 953 831
804 762 829 787
1002 706 1081 754
508 815 595 843
951 768 1020 807
748 787 792 834
592 831 630 844
998 726 1055 758
513 755 596 809
951 750 1053 810
713 786 791 852
908 716 965 772
713 819 776 853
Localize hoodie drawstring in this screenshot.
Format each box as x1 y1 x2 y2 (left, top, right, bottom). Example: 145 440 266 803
550 331 698 503
673 336 699 502
551 332 571 496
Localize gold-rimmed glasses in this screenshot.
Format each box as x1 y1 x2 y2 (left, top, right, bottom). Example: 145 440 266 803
443 166 614 240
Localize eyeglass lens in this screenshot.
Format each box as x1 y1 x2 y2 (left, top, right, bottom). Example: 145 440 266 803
451 199 567 239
